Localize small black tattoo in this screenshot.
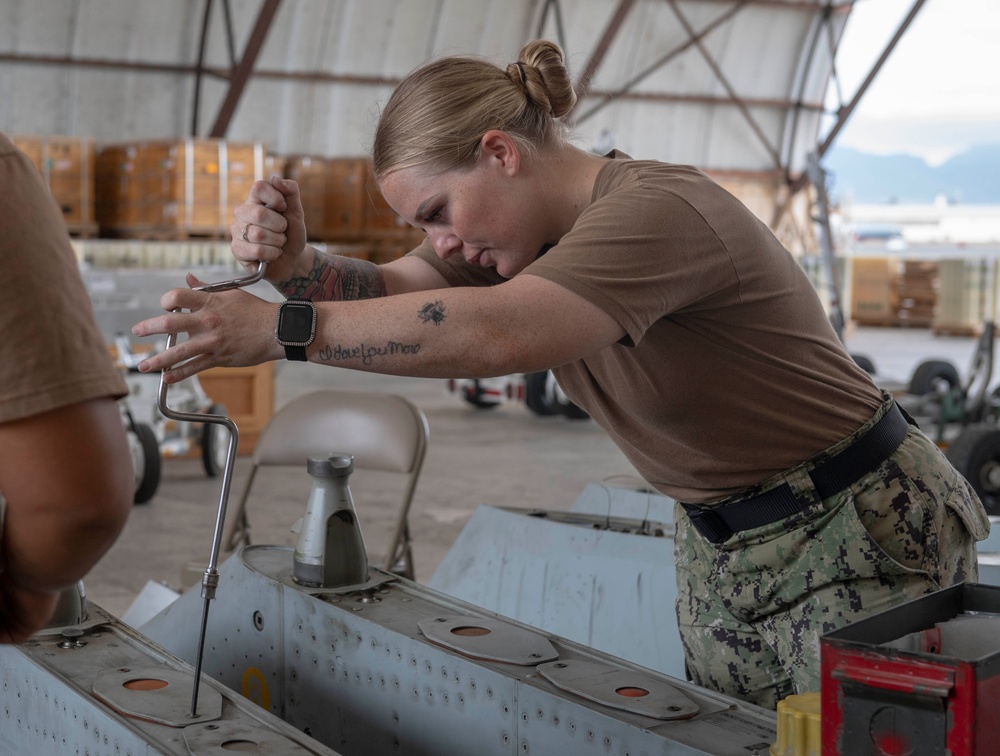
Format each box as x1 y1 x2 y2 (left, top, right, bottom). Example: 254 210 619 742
418 300 446 326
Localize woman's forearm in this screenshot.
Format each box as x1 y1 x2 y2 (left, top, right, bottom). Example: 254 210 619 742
275 247 387 302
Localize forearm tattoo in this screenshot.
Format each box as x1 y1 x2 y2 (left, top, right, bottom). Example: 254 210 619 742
278 248 386 301
319 341 421 366
418 300 446 325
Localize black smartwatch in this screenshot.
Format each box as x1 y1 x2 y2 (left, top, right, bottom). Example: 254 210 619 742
275 300 317 361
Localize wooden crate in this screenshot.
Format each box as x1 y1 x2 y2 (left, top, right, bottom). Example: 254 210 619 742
12 134 97 236
897 260 937 327
283 155 367 241
935 258 992 335
850 257 900 325
197 362 275 455
95 139 265 239
279 154 424 255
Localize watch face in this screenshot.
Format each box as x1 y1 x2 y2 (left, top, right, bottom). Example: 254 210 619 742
277 302 315 343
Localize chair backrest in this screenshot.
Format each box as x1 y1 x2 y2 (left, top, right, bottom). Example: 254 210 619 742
252 389 428 474
224 388 429 577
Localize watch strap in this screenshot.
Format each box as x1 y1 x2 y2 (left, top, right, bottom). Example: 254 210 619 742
284 344 308 362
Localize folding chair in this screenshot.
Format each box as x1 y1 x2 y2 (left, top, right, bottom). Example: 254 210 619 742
222 389 429 580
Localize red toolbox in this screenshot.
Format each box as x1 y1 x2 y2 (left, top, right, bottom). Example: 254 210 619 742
821 583 1000 755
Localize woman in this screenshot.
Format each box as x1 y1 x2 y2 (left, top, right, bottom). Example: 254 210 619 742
133 40 988 707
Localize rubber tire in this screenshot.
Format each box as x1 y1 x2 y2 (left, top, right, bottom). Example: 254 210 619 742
462 380 501 410
132 422 161 505
945 423 1000 517
908 359 960 396
201 403 230 478
851 353 877 375
524 371 559 416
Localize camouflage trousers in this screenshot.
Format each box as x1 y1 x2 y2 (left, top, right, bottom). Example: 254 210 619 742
674 395 990 709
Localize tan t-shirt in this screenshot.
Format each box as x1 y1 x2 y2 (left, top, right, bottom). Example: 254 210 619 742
0 133 127 424
411 154 882 502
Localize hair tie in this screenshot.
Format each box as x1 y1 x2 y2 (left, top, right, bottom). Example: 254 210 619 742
514 62 527 85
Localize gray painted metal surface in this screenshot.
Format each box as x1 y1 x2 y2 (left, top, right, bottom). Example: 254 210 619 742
142 545 776 755
429 483 686 680
0 604 339 755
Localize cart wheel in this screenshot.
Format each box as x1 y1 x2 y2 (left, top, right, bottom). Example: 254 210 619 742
462 380 501 410
908 359 960 396
201 403 230 478
131 422 161 504
946 424 1000 516
524 371 559 416
851 353 877 375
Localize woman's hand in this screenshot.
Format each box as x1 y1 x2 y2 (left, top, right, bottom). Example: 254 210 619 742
231 176 309 286
131 273 283 383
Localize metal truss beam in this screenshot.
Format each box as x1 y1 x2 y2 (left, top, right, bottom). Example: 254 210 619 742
208 0 282 138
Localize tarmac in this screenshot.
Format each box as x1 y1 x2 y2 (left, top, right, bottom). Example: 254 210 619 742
84 324 987 619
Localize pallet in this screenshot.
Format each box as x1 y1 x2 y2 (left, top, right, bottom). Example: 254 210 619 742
932 323 982 337
100 227 232 241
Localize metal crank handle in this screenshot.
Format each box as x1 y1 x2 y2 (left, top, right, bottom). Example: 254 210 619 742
154 260 266 717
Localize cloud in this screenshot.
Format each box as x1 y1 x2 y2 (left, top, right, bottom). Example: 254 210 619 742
832 0 1000 163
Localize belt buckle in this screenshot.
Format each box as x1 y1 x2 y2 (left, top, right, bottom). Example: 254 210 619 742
683 505 730 545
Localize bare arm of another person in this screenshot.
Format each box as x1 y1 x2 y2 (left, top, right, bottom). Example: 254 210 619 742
0 397 133 643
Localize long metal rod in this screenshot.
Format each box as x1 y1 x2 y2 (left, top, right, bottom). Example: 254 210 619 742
155 262 266 717
209 0 283 138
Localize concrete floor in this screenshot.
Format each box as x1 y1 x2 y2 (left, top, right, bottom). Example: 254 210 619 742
85 324 986 619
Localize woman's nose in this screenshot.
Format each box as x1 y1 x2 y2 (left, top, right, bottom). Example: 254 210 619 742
430 230 461 259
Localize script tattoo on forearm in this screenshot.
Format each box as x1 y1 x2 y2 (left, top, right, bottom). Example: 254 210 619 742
319 341 422 366
418 300 446 325
279 249 386 301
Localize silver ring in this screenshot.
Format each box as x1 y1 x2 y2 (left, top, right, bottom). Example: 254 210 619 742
241 223 250 242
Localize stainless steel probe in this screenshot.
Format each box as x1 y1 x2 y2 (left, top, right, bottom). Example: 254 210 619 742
155 261 267 717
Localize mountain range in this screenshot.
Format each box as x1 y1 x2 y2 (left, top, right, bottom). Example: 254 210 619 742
822 143 1000 205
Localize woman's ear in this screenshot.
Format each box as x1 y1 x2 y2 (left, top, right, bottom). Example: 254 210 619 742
480 130 520 176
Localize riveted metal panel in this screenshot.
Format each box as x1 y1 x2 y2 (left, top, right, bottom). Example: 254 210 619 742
144 545 775 755
0 604 340 756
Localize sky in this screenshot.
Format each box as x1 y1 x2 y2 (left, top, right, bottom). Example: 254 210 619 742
831 0 1000 165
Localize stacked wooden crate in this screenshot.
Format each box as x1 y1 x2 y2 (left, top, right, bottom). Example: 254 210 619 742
282 155 425 262
850 257 900 326
95 139 265 238
850 257 939 328
895 260 937 327
934 258 993 336
13 135 98 237
198 363 275 455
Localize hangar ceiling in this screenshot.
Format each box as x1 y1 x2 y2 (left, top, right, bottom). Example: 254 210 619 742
0 0 923 234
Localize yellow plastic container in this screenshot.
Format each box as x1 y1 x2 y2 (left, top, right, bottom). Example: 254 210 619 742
770 691 821 756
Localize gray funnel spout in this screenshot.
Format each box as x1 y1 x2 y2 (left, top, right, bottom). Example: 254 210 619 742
293 453 369 588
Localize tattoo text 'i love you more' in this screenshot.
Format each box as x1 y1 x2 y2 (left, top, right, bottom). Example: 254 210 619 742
320 341 421 366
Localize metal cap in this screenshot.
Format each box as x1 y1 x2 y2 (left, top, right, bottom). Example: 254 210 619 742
307 453 354 477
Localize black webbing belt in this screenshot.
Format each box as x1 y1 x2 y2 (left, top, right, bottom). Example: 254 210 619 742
682 402 911 545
